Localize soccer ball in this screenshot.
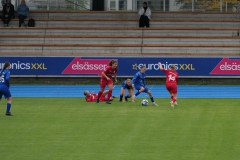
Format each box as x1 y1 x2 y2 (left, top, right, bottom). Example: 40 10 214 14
141 99 148 106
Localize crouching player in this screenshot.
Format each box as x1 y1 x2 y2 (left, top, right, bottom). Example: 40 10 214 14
120 79 135 102
158 62 179 108
84 90 117 102
132 65 158 106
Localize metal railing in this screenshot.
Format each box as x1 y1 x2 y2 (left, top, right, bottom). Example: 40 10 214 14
1 0 240 11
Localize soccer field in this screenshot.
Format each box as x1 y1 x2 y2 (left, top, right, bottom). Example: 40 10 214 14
0 98 240 160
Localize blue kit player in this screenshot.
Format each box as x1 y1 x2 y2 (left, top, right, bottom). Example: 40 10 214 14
119 79 135 102
132 65 158 106
0 62 13 116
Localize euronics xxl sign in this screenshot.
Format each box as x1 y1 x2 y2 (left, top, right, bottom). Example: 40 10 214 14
0 57 240 77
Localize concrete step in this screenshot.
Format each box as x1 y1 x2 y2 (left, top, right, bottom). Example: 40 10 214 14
1 46 239 54
1 51 239 57
26 11 240 20
0 38 239 45
0 28 239 36
5 20 240 28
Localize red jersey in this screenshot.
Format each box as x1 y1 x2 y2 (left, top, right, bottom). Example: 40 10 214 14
162 69 178 84
85 93 107 102
101 66 118 80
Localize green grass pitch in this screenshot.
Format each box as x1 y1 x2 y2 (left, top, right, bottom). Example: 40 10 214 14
0 98 240 160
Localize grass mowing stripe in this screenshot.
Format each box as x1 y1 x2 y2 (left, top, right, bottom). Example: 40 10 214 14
0 98 240 160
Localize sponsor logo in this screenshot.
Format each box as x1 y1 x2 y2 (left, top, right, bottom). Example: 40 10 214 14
132 62 195 71
62 57 111 75
0 62 47 70
210 58 240 75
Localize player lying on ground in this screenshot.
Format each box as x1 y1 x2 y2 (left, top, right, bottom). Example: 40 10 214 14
158 62 179 108
132 65 158 106
119 79 135 102
84 90 117 102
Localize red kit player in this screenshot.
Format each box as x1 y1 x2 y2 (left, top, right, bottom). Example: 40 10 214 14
158 62 179 108
84 90 116 102
96 60 118 104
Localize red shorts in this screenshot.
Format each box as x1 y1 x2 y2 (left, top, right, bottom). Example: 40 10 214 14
166 83 177 94
100 78 113 88
99 95 107 101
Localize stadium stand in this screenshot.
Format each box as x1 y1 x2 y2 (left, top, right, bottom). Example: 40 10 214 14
0 11 240 56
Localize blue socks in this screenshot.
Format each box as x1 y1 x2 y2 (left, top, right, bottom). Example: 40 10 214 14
125 95 131 98
135 91 141 96
6 103 11 113
150 97 154 103
120 94 123 101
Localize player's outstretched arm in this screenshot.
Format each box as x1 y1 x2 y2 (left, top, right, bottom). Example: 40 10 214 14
158 62 164 70
101 71 110 80
114 73 118 83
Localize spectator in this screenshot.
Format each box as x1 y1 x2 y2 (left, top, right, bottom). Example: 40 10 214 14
138 2 151 28
2 0 14 27
17 0 29 27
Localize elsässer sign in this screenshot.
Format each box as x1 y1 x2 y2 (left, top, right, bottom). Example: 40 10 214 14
0 57 240 77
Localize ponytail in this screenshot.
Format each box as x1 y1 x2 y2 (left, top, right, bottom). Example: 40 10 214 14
0 61 10 77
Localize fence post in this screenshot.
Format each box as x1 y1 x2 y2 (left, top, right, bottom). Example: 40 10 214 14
220 0 222 12
226 1 227 12
47 0 49 10
74 0 76 10
163 0 165 11
192 0 194 11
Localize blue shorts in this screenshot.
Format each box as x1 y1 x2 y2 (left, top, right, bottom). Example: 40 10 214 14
134 84 149 93
0 85 12 99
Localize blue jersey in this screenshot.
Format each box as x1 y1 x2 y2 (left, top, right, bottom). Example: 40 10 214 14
121 80 133 89
132 71 146 87
0 69 10 88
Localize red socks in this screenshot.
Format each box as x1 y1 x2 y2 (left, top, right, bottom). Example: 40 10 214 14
171 96 177 103
97 91 103 99
172 97 177 103
107 90 112 100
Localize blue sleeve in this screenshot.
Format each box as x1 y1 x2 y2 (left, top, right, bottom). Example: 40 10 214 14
5 71 10 88
132 72 139 84
17 6 20 14
26 6 29 15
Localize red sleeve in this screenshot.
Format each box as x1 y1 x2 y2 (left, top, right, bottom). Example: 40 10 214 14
162 69 169 74
103 66 111 74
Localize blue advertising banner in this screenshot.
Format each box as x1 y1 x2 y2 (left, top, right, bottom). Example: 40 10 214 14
0 57 240 77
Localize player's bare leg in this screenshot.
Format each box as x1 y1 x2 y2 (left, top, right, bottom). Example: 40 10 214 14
120 88 126 102
147 91 158 106
132 87 143 101
128 89 135 102
168 92 174 108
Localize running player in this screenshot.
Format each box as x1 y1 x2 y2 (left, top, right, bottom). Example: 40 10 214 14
84 90 116 102
0 62 13 116
158 62 179 108
120 79 135 102
132 65 158 106
96 60 118 104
